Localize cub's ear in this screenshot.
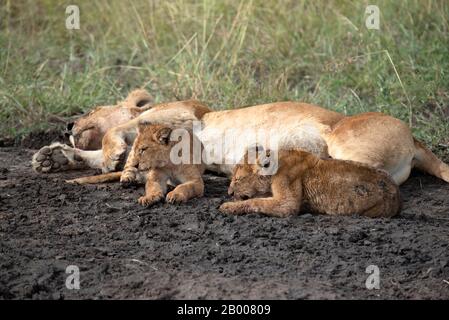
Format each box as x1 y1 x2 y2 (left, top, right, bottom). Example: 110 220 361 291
138 121 150 133
260 156 271 168
244 144 265 164
156 127 172 145
258 149 272 168
265 149 271 158
247 144 264 155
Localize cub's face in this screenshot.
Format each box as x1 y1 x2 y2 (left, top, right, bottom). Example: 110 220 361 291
133 124 174 170
228 150 272 200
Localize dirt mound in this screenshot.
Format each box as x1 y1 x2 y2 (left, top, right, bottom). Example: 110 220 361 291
1 147 448 299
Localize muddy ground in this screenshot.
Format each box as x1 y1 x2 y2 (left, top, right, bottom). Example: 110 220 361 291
1 142 449 299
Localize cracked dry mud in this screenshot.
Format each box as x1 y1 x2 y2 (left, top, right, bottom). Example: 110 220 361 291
1 146 449 299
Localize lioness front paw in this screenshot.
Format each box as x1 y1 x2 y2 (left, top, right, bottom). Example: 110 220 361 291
32 143 84 173
102 137 128 173
166 190 189 204
138 193 164 207
219 202 248 215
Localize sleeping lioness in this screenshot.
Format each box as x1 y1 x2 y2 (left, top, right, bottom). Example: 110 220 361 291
68 123 205 206
219 147 401 218
33 89 449 186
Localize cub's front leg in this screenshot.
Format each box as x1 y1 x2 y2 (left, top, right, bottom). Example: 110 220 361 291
120 138 140 186
220 175 302 217
219 197 299 218
166 170 204 203
138 170 168 207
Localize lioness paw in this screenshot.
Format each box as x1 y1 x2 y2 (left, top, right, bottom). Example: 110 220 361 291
102 140 128 173
166 190 189 204
32 143 84 173
138 193 163 207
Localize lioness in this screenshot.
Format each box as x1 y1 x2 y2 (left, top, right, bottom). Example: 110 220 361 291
32 89 449 185
219 147 401 218
68 123 205 206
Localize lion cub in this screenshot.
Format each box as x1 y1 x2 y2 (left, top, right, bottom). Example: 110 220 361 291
68 123 205 207
127 123 205 206
219 147 401 218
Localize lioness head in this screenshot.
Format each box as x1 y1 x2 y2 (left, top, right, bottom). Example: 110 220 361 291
67 89 153 150
228 147 273 200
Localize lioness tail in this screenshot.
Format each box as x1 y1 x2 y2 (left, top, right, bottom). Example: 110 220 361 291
413 138 449 183
66 171 122 185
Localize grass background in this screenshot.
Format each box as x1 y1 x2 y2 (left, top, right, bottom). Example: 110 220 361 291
1 0 448 155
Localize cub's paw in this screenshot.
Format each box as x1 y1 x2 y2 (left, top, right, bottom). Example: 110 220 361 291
218 202 247 215
166 190 189 204
138 193 164 207
32 143 83 173
120 170 137 187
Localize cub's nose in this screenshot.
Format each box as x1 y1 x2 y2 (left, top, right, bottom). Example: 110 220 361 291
228 188 234 197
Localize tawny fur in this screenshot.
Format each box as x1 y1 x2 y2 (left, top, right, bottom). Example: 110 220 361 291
68 123 206 207
32 89 449 186
131 123 205 206
71 89 153 150
220 148 401 218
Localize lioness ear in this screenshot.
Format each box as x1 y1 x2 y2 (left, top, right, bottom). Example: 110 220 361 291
124 89 153 108
156 127 172 145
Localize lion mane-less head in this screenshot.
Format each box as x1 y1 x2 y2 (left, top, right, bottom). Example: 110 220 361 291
68 89 153 150
228 146 273 200
132 123 176 170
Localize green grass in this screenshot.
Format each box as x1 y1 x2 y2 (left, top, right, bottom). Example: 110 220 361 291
1 0 449 155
